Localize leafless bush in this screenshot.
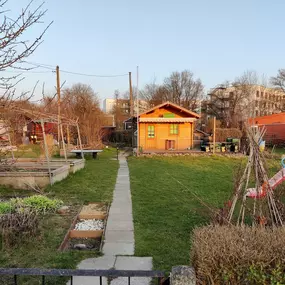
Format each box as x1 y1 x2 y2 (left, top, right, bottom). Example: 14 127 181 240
192 225 285 284
216 128 242 142
0 210 39 248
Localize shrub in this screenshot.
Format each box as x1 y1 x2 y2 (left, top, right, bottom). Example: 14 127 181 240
20 195 63 214
0 202 15 214
216 128 242 142
7 195 63 214
191 225 285 284
0 195 63 215
0 210 39 247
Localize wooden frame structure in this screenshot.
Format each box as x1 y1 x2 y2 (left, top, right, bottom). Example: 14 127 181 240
0 105 84 185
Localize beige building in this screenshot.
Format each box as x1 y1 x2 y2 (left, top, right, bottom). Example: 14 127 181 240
208 85 285 124
103 98 149 115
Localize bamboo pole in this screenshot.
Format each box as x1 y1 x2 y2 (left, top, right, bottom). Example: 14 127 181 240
213 117 216 153
56 66 61 144
41 119 52 185
76 123 84 159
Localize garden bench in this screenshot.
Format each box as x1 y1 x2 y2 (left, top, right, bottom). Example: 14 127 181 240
70 149 103 159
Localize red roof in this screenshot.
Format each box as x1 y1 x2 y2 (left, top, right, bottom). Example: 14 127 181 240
249 113 285 125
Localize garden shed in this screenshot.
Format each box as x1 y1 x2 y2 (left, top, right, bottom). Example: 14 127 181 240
138 101 200 151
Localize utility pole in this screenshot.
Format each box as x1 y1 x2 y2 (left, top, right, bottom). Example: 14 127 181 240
56 65 61 143
129 72 134 116
136 66 139 155
114 90 119 128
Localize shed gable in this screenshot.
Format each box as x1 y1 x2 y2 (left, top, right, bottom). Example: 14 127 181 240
141 106 193 118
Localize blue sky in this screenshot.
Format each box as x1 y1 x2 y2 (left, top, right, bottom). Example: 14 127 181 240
3 0 285 105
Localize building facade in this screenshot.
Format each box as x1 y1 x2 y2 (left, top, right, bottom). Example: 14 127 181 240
249 113 285 145
103 98 149 115
208 85 285 126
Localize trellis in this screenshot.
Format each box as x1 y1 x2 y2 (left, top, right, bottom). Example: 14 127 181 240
0 105 84 185
227 124 283 227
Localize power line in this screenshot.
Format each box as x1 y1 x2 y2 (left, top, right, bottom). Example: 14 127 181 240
24 61 128 78
60 69 128 78
24 62 55 71
3 70 53 74
24 61 55 68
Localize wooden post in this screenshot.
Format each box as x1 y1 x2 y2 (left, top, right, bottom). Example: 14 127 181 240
7 133 14 160
213 116 216 153
60 123 67 162
129 72 133 116
136 66 139 155
41 119 52 185
56 65 61 143
76 123 84 159
66 125 70 147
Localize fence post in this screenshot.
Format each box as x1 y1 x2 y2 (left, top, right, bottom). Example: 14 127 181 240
170 266 196 285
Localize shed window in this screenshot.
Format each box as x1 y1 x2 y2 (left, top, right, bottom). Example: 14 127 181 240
163 113 175 118
170 124 179 135
147 125 155 138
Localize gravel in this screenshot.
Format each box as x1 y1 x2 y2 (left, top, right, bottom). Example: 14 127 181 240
74 219 104 231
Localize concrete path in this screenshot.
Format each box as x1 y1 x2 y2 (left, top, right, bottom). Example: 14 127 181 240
103 154 135 255
69 154 153 285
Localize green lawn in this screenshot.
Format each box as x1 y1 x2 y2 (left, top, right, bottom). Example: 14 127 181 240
128 154 282 272
0 148 118 285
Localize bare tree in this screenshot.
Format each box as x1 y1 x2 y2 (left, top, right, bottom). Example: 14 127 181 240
0 0 51 155
271 69 285 111
0 0 52 104
62 83 104 147
141 70 204 111
271 69 285 93
208 71 261 128
163 70 204 111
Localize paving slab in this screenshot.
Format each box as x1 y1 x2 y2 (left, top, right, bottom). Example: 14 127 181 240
108 207 133 215
115 257 153 270
106 220 134 231
104 230 134 243
109 201 130 210
68 276 107 285
103 242 134 256
111 195 132 203
66 256 116 285
107 213 134 221
111 257 153 285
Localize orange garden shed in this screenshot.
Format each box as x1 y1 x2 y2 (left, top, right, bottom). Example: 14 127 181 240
138 101 200 151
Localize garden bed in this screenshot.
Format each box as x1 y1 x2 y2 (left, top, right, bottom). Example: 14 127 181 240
68 237 101 251
10 158 85 174
59 202 108 251
0 165 69 189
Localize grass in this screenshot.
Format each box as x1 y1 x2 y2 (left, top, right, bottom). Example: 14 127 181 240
0 148 118 285
128 154 283 273
13 144 42 158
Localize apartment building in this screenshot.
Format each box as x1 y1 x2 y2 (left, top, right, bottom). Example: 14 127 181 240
103 98 149 115
208 85 285 123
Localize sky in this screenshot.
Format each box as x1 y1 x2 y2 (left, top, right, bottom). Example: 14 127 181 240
3 0 285 107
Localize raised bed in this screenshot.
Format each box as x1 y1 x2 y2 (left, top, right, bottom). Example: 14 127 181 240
59 203 108 251
0 165 69 189
10 158 85 174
